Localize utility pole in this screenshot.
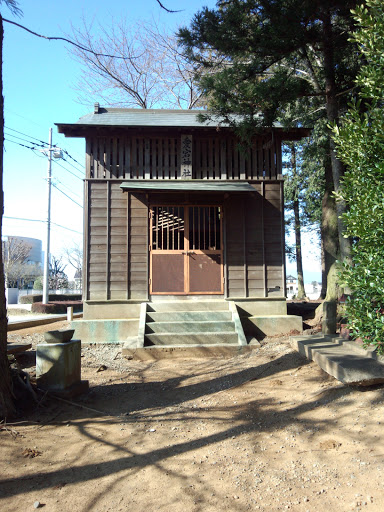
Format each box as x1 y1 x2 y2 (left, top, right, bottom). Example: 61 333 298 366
42 128 52 305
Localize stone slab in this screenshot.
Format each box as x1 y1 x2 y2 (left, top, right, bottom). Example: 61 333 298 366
123 344 256 360
290 335 384 386
7 342 32 355
242 315 303 338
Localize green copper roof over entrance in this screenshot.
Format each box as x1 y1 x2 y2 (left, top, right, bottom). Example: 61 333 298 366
120 180 257 192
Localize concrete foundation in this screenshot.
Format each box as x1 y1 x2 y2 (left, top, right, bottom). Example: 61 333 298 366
78 298 300 345
242 315 303 338
72 318 139 344
83 301 141 320
36 339 86 392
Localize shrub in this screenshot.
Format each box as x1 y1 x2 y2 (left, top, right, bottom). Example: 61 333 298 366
31 301 83 314
20 294 82 304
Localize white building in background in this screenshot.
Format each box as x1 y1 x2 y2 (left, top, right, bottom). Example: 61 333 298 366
2 235 43 267
286 275 321 300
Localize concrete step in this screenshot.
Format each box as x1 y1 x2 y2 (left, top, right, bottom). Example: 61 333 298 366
145 320 236 334
290 335 384 386
147 301 229 313
145 332 239 346
123 344 255 360
146 311 233 322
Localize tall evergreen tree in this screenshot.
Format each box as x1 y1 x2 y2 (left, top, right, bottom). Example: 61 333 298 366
179 0 362 299
333 0 384 352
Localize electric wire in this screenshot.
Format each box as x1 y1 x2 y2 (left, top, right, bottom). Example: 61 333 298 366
5 126 53 146
53 160 83 181
52 183 83 208
54 178 83 200
3 216 82 234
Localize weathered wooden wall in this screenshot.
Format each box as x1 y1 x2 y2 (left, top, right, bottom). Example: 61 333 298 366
85 134 282 181
225 182 284 298
85 181 148 301
84 180 284 300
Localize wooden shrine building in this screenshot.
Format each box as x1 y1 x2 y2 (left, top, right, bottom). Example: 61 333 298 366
57 107 308 347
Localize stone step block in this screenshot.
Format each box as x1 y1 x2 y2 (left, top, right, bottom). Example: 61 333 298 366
146 311 233 323
145 332 239 346
145 320 236 334
290 335 384 386
147 301 229 313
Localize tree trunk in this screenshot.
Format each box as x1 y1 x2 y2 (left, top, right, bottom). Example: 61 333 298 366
322 11 352 267
320 234 326 299
0 15 14 419
321 161 339 302
290 145 307 300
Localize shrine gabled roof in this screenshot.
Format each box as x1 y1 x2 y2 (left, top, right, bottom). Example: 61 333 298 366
56 106 310 140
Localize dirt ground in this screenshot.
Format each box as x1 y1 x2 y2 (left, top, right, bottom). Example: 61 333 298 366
2 320 384 512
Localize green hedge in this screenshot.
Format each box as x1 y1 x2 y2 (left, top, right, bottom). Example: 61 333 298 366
20 294 82 304
31 301 83 314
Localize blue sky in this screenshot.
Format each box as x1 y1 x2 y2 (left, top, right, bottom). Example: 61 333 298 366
1 0 321 283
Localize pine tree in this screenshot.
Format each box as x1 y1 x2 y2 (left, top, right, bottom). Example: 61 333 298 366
179 0 362 299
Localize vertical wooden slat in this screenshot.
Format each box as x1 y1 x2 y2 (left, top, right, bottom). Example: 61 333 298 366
118 137 124 179
164 139 169 179
258 138 263 180
145 138 151 179
138 138 144 179
228 139 233 179
98 138 105 179
131 138 137 178
123 137 129 179
86 138 92 179
201 140 207 179
243 201 247 297
276 139 282 179
170 138 176 179
126 191 130 299
157 138 162 179
262 181 267 297
280 180 286 295
233 143 239 179
112 137 118 178
106 182 111 299
196 139 201 179
104 138 110 179
215 138 219 180
271 136 276 179
251 142 257 180
220 139 227 179
208 139 213 179
240 148 246 180
84 180 90 300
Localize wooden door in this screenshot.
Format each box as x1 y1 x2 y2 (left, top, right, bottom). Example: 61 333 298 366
150 205 223 294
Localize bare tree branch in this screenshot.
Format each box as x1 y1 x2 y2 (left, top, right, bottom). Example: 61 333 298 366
155 0 182 13
68 17 205 109
2 17 135 60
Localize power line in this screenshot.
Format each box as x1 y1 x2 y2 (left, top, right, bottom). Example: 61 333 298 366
5 126 53 146
52 183 83 208
55 178 83 200
61 155 84 175
4 138 38 151
53 160 83 181
3 216 82 235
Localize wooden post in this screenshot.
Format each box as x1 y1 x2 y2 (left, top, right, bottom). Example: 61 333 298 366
67 307 74 322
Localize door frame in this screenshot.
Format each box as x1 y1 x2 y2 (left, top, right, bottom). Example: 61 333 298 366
149 204 224 295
